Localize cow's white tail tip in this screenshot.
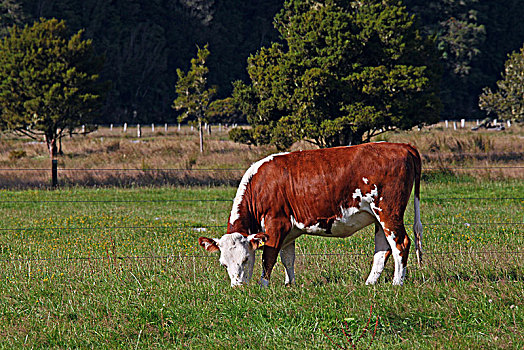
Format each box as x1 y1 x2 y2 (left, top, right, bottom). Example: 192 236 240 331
413 195 423 265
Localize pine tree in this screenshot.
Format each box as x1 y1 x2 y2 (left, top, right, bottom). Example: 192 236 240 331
231 0 441 150
173 44 217 153
479 45 524 122
0 18 106 158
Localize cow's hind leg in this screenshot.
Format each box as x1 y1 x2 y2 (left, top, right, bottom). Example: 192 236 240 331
382 222 411 285
366 222 392 285
280 241 296 285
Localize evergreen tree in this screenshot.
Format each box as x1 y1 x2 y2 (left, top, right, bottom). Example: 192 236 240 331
0 18 106 157
231 0 441 150
173 44 216 153
0 0 27 36
479 45 524 122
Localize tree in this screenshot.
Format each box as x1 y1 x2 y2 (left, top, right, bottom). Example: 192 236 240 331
0 0 27 37
403 0 486 118
173 44 217 153
479 45 524 122
230 0 441 150
0 18 106 158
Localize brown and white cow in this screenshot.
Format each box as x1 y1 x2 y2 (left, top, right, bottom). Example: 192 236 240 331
199 142 423 287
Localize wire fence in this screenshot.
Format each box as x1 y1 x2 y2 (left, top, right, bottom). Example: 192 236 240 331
0 221 522 233
0 250 522 264
1 197 523 204
0 165 522 266
0 165 523 172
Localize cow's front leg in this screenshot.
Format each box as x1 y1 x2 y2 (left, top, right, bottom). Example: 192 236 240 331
261 245 279 287
280 241 296 285
260 218 290 287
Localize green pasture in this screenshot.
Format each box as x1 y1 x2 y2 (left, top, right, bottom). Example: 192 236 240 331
0 178 522 348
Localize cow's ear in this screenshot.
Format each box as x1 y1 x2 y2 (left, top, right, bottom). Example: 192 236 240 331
248 233 269 250
198 237 220 252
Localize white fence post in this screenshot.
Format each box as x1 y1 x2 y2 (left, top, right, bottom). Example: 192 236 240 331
151 124 155 133
460 119 465 128
110 124 113 131
123 123 127 133
178 123 181 132
507 120 511 128
453 121 457 130
137 124 141 138
445 120 448 128
165 123 168 132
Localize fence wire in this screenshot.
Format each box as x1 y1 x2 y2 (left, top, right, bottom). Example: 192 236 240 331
0 165 523 172
1 197 523 204
0 221 522 233
0 250 522 264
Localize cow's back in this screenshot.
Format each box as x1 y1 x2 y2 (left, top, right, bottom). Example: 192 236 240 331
242 143 419 231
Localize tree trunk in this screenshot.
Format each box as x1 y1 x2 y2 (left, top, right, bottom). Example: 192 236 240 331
45 135 58 159
199 120 204 153
58 136 64 155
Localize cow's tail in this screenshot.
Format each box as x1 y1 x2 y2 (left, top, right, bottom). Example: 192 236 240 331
411 146 423 266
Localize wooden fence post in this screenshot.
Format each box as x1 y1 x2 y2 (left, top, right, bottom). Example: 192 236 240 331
51 159 58 188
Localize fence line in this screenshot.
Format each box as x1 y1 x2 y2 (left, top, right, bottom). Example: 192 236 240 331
1 197 523 204
0 250 522 264
1 199 232 203
0 221 522 233
0 166 523 172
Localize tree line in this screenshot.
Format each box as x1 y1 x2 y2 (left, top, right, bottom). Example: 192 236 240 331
1 0 524 155
1 0 524 122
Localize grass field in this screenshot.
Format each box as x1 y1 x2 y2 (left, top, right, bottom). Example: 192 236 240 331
0 177 522 348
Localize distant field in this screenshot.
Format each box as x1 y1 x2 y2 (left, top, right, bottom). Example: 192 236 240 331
0 121 523 188
0 179 522 348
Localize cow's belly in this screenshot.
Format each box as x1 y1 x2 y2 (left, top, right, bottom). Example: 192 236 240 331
293 209 376 238
329 210 375 237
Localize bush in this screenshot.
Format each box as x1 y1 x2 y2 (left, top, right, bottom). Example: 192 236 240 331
8 150 26 160
228 127 256 146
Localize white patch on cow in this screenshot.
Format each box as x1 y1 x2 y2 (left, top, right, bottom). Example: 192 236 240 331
352 185 378 203
365 251 388 285
260 218 266 232
385 232 405 285
216 232 257 287
413 195 423 265
362 177 369 184
229 152 288 225
290 216 326 234
331 206 374 237
366 224 390 285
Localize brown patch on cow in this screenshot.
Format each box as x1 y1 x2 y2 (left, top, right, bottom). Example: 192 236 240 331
315 215 338 234
198 237 219 252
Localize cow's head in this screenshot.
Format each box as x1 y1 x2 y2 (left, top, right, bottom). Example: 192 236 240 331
198 232 268 287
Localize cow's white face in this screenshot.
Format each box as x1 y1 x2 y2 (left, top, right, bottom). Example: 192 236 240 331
199 233 267 287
